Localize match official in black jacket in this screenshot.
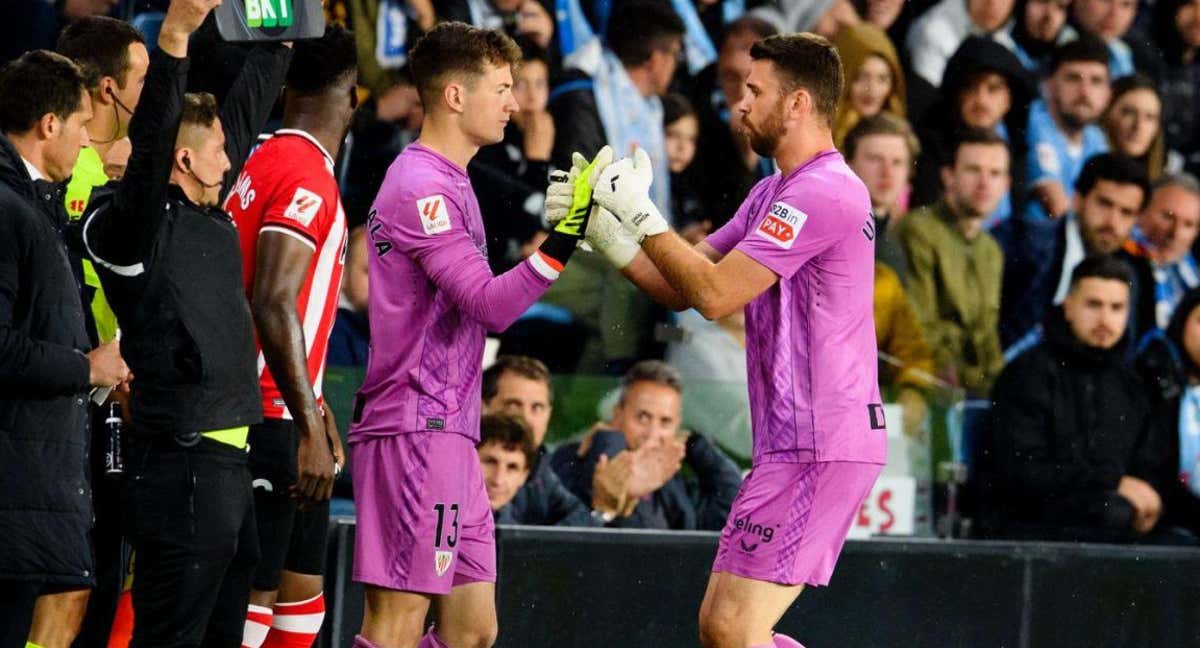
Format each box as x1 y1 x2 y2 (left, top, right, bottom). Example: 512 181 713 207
79 0 292 643
0 50 129 645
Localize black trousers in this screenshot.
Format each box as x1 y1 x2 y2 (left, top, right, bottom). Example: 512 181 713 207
122 436 259 648
0 580 39 648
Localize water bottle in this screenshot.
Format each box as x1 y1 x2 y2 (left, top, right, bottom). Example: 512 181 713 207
105 402 124 476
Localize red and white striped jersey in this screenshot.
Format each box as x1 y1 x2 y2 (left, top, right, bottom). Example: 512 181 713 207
225 129 348 420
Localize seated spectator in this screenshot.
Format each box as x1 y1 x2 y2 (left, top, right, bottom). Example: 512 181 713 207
996 153 1153 348
550 1 683 219
905 0 1019 89
1124 173 1200 329
874 262 936 437
477 413 538 521
471 38 554 272
662 93 707 242
688 15 778 228
913 36 1032 228
344 0 435 98
857 0 916 43
1024 34 1112 221
550 361 743 530
340 72 423 225
435 0 554 51
1101 75 1175 182
1010 0 1074 71
1152 0 1200 175
982 255 1171 543
751 0 861 39
328 227 370 366
843 112 919 278
665 309 746 381
898 129 1010 395
1071 0 1161 79
831 22 906 149
1135 288 1200 539
482 356 619 525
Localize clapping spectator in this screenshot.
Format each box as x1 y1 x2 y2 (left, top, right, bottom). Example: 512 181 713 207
550 361 743 530
832 22 906 149
1010 0 1074 71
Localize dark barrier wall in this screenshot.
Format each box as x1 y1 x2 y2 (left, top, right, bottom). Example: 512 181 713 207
323 521 1200 648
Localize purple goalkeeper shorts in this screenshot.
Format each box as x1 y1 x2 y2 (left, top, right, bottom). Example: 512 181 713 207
349 432 496 594
712 461 881 587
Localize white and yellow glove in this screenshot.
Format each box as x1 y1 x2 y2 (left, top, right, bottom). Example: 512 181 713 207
592 147 668 243
544 147 640 269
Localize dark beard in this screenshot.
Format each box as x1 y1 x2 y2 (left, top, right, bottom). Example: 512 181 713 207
745 107 785 158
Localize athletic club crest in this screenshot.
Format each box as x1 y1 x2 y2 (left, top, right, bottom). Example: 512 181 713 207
435 550 454 577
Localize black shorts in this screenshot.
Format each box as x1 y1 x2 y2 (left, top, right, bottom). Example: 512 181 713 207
248 419 330 591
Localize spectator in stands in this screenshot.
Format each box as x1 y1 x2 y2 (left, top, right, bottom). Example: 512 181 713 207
1024 34 1112 222
874 262 936 437
905 0 1019 89
662 93 707 242
831 22 906 149
477 413 538 517
471 38 554 272
844 113 918 278
688 15 778 228
899 129 1009 395
1123 173 1200 329
913 36 1032 228
997 153 1152 348
1071 0 1160 79
751 0 861 39
340 71 423 226
328 226 370 366
1154 0 1200 175
1010 0 1074 71
983 255 1170 543
344 0 435 98
482 356 624 525
1101 75 1172 182
550 1 683 219
0 49 129 647
436 0 555 51
1136 288 1200 539
550 361 743 530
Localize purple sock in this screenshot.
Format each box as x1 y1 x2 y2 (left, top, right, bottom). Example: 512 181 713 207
417 629 450 648
773 632 805 648
353 636 383 648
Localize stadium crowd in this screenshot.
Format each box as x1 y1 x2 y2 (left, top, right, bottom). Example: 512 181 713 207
3 0 1200 644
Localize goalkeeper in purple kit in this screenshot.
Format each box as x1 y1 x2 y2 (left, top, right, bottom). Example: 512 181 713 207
347 22 597 648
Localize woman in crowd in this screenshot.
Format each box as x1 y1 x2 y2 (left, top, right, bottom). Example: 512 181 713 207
832 21 907 149
1102 74 1174 181
1010 0 1074 71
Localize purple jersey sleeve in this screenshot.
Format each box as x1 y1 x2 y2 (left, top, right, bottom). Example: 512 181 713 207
733 176 861 280
382 184 553 332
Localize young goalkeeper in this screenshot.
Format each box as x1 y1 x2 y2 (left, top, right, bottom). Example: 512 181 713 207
347 21 595 648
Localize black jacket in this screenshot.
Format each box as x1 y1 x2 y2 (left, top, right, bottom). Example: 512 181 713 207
82 45 290 440
470 123 551 273
550 430 742 531
495 445 599 527
0 134 95 585
548 69 607 174
979 310 1166 541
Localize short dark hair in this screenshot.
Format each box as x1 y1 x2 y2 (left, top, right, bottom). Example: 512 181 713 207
408 22 522 109
180 92 219 130
286 25 357 95
718 15 778 51
1075 153 1151 209
56 16 144 91
1069 254 1132 290
843 112 920 162
478 413 537 470
619 360 683 403
1048 33 1110 75
662 93 696 127
514 36 548 69
950 127 1010 166
482 355 553 402
0 50 87 135
749 33 843 127
606 1 685 68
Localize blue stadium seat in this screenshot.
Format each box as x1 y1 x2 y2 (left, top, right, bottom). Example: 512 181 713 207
130 12 165 51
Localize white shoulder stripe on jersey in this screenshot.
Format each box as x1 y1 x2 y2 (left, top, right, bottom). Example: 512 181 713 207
260 225 317 251
82 204 145 277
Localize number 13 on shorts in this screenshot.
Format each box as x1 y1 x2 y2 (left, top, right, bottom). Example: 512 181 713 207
433 502 459 577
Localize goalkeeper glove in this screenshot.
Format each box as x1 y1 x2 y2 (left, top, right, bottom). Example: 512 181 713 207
592 147 669 243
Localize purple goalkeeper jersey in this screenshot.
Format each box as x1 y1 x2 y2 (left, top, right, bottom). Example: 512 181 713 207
350 143 559 442
706 149 887 465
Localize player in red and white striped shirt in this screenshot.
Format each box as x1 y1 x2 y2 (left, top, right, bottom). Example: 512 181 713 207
223 26 357 648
